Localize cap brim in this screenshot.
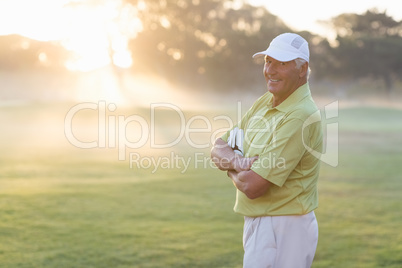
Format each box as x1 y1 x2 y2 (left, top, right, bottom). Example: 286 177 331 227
252 50 300 62
252 46 308 62
252 51 268 58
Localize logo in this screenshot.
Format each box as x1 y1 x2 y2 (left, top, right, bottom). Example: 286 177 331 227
64 100 338 171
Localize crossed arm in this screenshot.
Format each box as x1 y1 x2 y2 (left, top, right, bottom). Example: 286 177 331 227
211 138 271 199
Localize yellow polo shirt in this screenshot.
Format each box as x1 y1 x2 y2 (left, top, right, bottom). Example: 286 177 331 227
221 83 323 216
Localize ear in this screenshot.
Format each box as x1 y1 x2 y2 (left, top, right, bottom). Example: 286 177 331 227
299 62 308 78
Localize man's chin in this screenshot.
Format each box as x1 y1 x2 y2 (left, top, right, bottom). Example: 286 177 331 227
267 86 277 94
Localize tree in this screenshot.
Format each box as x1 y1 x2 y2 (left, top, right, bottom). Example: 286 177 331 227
126 0 290 91
0 35 67 71
330 9 402 93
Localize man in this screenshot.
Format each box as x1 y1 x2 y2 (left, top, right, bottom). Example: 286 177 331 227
211 33 323 268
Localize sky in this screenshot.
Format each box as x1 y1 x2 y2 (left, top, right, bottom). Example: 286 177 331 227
248 0 402 39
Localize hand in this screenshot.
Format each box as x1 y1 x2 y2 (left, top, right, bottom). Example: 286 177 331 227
232 155 259 173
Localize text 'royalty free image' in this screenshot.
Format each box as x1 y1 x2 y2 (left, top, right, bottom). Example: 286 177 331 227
129 152 216 174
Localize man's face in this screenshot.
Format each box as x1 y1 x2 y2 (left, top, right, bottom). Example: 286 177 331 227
263 56 303 98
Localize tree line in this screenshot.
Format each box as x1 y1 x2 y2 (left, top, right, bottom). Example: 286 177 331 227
0 0 401 93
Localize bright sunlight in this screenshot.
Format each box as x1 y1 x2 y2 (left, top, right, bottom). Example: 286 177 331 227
0 0 143 72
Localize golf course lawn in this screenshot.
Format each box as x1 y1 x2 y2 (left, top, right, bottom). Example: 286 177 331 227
0 103 401 267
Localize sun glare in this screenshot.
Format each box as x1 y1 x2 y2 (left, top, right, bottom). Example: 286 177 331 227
0 0 147 104
61 0 142 72
0 0 142 72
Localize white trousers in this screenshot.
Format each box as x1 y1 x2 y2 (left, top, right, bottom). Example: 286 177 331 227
243 211 318 268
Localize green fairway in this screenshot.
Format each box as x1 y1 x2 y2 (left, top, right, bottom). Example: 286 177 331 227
313 107 402 268
0 103 401 267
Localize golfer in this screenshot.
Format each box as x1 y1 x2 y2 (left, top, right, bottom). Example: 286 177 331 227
211 33 323 268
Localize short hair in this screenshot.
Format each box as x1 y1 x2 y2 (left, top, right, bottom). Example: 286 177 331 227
295 58 310 80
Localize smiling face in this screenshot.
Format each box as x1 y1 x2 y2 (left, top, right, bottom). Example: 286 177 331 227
263 56 308 106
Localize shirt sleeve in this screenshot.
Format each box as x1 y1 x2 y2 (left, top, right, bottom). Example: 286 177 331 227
250 117 307 187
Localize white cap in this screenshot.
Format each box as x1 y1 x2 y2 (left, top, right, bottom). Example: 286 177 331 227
252 33 309 62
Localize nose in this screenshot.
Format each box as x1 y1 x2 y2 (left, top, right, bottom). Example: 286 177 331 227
264 62 275 77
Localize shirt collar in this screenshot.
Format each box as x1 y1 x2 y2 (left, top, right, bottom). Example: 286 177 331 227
268 83 311 112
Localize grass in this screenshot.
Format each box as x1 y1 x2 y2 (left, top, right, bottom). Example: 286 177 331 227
0 158 243 268
313 107 402 268
0 103 401 267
